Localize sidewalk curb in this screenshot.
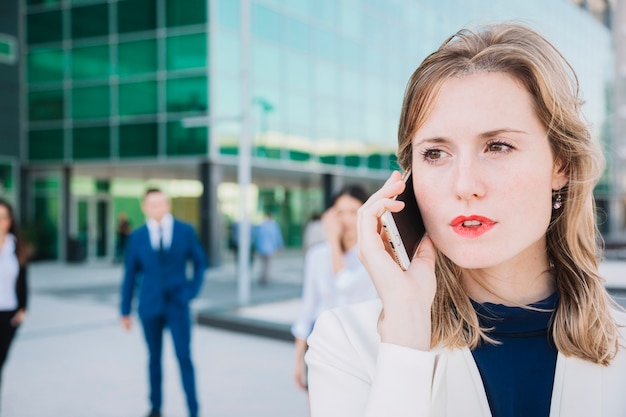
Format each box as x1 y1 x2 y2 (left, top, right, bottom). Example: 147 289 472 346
196 311 294 342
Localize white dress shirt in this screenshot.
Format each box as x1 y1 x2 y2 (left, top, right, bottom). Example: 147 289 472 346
291 242 379 340
146 213 173 251
0 234 19 311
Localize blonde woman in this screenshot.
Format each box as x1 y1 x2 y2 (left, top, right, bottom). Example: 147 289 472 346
306 23 626 417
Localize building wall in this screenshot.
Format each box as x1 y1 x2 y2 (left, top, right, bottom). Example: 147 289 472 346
19 0 616 259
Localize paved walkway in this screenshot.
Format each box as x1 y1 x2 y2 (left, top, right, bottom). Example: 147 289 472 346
2 250 309 417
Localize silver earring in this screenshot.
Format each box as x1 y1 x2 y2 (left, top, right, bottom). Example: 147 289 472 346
553 189 563 210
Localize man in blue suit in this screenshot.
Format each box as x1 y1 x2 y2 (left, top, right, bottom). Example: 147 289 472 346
120 188 207 417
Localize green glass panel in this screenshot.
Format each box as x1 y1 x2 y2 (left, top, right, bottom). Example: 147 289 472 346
27 0 62 4
117 39 157 77
389 154 400 171
366 153 383 170
166 33 206 71
33 177 60 192
27 10 63 44
71 4 109 39
119 123 158 157
28 89 64 121
71 45 110 80
344 154 361 168
32 194 59 260
0 163 14 193
320 155 338 165
166 0 206 27
72 126 110 159
118 0 157 33
289 150 310 162
118 81 158 115
166 77 207 113
28 48 64 84
28 129 64 160
0 41 10 56
255 146 280 159
166 121 207 155
72 85 110 119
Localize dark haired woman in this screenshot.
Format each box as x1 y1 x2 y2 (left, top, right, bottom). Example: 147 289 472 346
0 199 29 391
292 185 379 390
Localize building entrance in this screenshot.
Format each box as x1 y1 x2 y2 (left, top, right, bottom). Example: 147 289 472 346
71 196 110 260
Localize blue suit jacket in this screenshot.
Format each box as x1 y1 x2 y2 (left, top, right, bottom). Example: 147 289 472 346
120 219 207 318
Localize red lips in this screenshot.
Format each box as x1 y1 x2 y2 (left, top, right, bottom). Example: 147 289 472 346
450 215 496 238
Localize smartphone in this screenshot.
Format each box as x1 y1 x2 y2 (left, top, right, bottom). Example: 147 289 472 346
380 171 426 270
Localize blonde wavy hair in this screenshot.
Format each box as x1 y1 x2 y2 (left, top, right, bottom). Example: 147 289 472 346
396 23 619 365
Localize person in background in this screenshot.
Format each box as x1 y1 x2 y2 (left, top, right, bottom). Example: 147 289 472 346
120 189 207 417
306 23 626 416
0 199 30 403
253 211 284 285
292 185 378 391
114 212 131 263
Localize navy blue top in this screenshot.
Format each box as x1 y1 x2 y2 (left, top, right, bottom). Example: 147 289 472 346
470 292 559 417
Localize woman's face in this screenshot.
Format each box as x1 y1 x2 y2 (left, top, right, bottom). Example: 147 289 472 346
0 205 12 236
411 71 567 270
334 194 362 236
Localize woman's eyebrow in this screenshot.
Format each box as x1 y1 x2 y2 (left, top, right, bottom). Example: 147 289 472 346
413 128 529 147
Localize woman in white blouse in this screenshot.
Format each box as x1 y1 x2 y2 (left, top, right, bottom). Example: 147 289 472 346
0 199 30 395
292 185 379 390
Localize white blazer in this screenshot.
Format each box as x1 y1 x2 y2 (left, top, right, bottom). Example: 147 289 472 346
306 299 626 417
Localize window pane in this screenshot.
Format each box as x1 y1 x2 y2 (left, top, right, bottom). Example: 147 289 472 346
117 0 156 34
28 129 64 160
166 77 207 113
286 17 311 52
73 126 110 159
117 39 157 77
28 48 64 84
252 4 281 43
166 33 206 71
27 0 62 5
218 0 239 30
71 4 109 39
27 10 63 44
72 85 110 119
215 30 240 74
118 81 158 116
71 45 110 80
252 41 281 85
165 0 206 27
167 121 207 156
28 89 64 121
119 123 158 157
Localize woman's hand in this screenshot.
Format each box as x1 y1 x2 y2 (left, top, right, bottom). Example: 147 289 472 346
11 309 26 326
357 171 437 351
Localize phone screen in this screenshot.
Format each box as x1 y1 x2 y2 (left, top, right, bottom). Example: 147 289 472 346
381 172 426 270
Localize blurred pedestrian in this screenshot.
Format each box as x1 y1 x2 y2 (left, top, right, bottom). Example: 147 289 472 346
120 189 207 417
114 212 131 263
253 211 284 285
291 185 378 391
0 199 31 401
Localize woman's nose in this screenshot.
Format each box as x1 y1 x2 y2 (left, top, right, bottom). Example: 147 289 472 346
452 155 486 202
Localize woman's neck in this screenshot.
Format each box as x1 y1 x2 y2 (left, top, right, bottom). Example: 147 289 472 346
461 253 555 306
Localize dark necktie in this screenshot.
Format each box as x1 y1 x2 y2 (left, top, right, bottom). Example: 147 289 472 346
158 227 164 253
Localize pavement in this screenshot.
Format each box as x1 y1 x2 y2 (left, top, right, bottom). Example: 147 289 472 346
2 249 626 417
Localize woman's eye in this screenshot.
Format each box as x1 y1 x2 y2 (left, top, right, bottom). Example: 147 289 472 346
422 148 447 161
486 141 513 153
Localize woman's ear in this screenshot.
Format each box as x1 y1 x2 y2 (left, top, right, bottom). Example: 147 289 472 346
552 160 568 190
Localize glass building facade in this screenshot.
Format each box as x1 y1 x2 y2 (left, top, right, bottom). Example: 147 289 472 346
18 0 613 262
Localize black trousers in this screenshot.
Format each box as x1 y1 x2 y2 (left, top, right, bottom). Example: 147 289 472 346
0 310 19 383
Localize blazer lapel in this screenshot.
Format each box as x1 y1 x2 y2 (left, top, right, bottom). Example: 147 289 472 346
549 353 602 417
